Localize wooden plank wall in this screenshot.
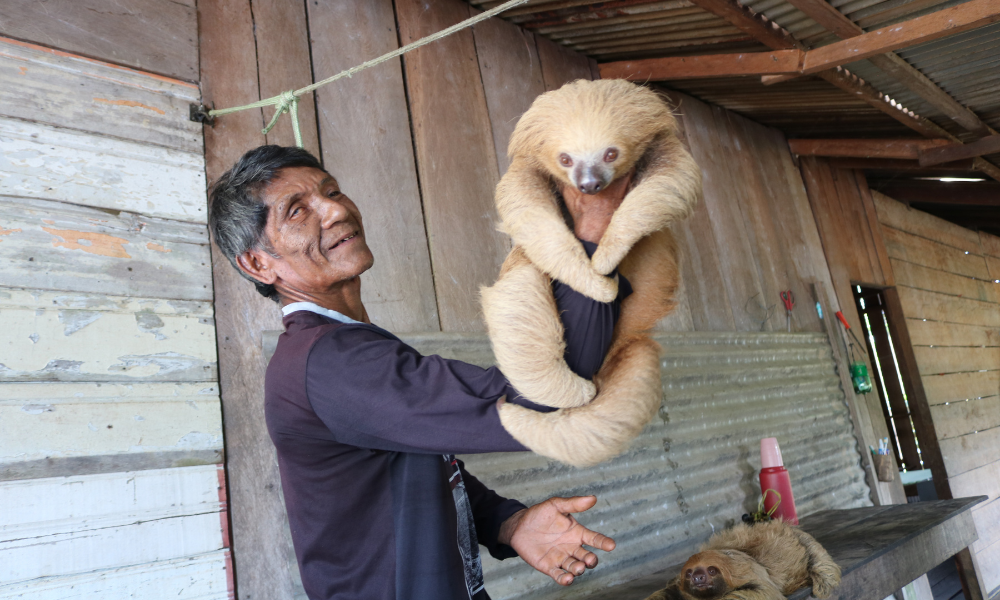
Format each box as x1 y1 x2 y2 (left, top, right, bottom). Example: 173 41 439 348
872 192 1000 594
0 32 230 600
801 156 995 596
799 157 912 507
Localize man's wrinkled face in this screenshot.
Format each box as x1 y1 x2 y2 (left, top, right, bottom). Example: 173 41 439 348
255 166 374 296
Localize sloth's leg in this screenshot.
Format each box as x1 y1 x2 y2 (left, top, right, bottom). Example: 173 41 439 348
616 228 681 334
481 247 596 409
496 161 617 302
590 136 701 275
792 530 841 599
721 583 786 600
498 333 662 467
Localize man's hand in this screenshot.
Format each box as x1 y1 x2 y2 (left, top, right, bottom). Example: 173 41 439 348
499 496 616 586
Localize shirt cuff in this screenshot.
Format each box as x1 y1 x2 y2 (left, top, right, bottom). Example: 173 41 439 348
485 499 529 560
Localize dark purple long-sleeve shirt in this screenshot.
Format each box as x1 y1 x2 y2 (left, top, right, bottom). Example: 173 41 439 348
264 243 631 600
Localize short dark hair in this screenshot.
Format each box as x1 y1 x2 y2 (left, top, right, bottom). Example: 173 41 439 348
208 145 323 302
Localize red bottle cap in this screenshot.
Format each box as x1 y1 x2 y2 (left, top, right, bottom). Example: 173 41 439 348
761 437 784 469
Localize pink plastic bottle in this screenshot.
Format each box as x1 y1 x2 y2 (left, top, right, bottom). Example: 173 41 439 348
759 438 799 525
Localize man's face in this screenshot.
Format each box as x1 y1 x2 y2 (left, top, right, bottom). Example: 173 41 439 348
250 166 374 298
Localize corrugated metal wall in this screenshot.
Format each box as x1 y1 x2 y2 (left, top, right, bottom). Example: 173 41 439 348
405 330 872 600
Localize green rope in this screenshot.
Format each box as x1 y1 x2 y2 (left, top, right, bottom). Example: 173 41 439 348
208 0 531 147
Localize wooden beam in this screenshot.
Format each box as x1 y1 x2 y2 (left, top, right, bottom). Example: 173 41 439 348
801 0 1000 76
599 50 802 81
828 158 977 172
781 0 993 138
685 0 952 143
788 138 951 159
920 135 1000 167
872 181 1000 206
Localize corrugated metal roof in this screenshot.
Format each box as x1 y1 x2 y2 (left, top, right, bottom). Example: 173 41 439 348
405 331 871 599
474 0 997 142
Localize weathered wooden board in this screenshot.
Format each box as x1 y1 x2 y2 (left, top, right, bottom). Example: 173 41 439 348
0 550 231 600
198 1 302 598
0 465 225 583
987 256 1000 282
0 37 201 154
873 191 983 254
930 396 1000 440
682 95 765 332
397 0 509 332
536 34 594 90
906 318 1000 348
948 459 1000 500
883 226 991 280
0 196 211 301
913 345 1000 375
0 0 199 81
251 0 320 156
0 288 216 382
1 382 222 467
922 370 1000 404
472 15 546 176
306 0 440 334
0 118 207 224
973 538 1000 596
891 259 1000 304
980 231 1000 259
898 287 1000 328
939 428 1000 477
667 95 734 332
972 498 1000 553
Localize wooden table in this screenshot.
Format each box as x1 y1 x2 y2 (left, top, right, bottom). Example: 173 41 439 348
584 497 985 600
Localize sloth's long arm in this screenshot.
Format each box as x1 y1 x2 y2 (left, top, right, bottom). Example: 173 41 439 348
590 135 701 275
497 160 618 302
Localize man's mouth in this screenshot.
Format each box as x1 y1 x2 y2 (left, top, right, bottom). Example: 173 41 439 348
330 231 359 250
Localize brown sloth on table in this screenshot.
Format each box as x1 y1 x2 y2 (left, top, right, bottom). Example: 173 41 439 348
644 520 841 600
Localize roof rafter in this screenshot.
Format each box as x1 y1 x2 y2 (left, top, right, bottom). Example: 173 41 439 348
678 0 1000 183
777 0 994 139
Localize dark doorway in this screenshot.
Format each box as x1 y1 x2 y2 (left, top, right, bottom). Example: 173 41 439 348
852 286 924 474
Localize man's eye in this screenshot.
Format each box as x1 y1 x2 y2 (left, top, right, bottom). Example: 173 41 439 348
290 207 302 217
328 189 341 198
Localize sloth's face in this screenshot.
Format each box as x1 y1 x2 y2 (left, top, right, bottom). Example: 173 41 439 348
556 145 621 195
680 551 732 600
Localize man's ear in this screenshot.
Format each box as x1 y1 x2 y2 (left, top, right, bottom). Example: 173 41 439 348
236 249 278 286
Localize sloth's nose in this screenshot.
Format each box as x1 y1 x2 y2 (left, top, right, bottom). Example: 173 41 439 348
578 177 603 194
691 567 709 586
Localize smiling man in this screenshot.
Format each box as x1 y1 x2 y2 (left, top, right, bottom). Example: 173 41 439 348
208 146 629 600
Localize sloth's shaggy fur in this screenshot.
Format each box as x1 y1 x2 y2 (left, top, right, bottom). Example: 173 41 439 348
496 78 701 301
481 79 700 467
645 520 841 600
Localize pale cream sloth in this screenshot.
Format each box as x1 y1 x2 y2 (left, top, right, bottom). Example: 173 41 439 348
644 520 841 600
481 79 702 467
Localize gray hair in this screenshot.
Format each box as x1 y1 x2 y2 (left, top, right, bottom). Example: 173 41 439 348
208 145 323 302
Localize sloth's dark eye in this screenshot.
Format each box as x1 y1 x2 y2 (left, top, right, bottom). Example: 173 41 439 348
708 567 719 576
604 148 618 162
559 153 573 167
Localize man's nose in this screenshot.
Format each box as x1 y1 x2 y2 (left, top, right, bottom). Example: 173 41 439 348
317 195 349 228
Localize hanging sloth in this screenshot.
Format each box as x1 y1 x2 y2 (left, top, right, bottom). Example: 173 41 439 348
481 79 702 467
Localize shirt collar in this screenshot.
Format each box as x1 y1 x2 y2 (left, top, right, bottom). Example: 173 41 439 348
281 301 362 325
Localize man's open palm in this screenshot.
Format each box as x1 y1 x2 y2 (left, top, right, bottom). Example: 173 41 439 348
507 495 616 586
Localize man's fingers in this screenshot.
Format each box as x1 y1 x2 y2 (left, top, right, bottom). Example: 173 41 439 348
581 528 617 552
561 556 586 576
573 549 599 568
548 565 575 586
550 495 598 515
